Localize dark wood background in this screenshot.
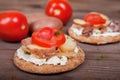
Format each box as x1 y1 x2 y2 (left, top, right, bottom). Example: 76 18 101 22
0 0 120 80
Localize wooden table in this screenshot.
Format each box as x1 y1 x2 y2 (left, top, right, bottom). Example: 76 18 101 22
0 0 120 80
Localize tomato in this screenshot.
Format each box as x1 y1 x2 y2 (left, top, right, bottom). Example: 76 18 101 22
45 0 72 24
0 11 29 42
32 27 66 48
84 13 106 25
38 27 54 40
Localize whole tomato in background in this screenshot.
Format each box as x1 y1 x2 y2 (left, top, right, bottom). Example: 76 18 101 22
45 0 72 24
0 11 29 42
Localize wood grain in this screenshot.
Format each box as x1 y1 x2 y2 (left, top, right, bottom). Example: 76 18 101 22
0 0 120 80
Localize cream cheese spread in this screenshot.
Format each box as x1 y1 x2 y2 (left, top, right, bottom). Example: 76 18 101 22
71 25 84 36
16 47 67 66
71 25 120 37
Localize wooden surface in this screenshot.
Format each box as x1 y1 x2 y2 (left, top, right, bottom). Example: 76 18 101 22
0 0 120 80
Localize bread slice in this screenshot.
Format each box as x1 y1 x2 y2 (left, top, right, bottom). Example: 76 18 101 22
13 46 85 74
68 27 120 44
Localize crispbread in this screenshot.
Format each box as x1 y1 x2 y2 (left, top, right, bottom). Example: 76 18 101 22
68 27 120 44
13 46 85 74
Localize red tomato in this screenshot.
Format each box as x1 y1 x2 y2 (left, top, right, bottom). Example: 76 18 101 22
32 27 66 48
84 13 106 25
45 0 72 24
38 27 54 40
0 11 29 42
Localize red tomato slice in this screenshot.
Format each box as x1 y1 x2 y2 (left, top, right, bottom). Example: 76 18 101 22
32 27 66 48
38 27 54 40
45 0 72 24
84 13 106 25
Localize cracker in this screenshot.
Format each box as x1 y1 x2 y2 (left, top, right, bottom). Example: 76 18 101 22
68 27 120 44
13 46 85 74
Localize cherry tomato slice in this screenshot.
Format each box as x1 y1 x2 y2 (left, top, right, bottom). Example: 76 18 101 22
84 13 106 25
38 27 54 40
32 27 66 48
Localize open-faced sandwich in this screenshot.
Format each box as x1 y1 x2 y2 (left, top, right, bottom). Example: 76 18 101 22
13 27 85 74
68 12 120 44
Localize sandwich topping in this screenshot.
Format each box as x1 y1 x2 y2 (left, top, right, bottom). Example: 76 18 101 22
16 27 79 66
32 27 66 48
16 46 79 66
71 12 120 37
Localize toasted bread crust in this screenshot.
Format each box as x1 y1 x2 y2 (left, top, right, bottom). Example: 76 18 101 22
13 46 85 74
68 27 120 44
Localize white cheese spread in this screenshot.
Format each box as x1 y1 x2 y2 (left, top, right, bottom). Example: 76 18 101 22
16 47 67 66
71 25 84 36
71 25 120 37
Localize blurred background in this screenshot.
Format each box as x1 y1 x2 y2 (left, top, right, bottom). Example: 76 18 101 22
0 0 119 20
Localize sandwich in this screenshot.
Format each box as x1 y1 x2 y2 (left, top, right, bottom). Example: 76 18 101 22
68 12 120 44
13 27 85 74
